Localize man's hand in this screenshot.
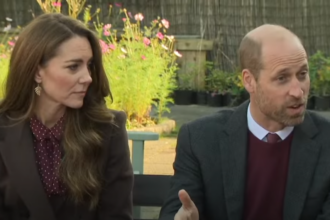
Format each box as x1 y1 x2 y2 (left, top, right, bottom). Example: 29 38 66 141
174 190 199 220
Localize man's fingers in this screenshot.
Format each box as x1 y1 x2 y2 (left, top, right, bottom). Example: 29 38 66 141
178 189 194 210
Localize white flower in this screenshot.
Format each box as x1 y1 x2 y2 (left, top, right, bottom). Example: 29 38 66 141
161 44 168 50
3 24 11 32
134 13 144 21
174 50 182 57
121 48 127 53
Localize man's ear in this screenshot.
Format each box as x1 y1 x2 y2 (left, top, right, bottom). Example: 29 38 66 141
242 69 257 94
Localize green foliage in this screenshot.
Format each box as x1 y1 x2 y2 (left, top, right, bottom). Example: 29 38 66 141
309 50 330 96
0 57 9 98
227 70 244 96
93 10 179 128
204 62 239 94
0 30 17 99
204 62 246 103
176 70 195 90
177 61 212 91
205 69 229 93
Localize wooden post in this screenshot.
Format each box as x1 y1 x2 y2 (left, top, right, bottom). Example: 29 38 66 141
174 37 214 91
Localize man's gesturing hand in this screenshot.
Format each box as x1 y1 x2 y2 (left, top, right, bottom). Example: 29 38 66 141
174 190 199 220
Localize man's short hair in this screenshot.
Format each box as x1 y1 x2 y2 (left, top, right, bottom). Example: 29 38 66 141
238 36 263 79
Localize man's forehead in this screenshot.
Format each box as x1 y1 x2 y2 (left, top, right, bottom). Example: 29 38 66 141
261 38 306 60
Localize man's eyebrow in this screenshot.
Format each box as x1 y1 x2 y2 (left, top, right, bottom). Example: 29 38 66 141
299 64 308 71
275 64 308 76
276 68 290 75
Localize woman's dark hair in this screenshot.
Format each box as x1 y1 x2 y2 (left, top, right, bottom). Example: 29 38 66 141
0 13 115 209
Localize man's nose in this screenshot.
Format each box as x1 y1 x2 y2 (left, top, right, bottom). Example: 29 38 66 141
288 81 304 98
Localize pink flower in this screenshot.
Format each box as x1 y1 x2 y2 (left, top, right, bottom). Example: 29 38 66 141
99 40 109 53
153 19 158 23
134 13 144 21
109 44 116 50
161 19 169 28
128 12 133 18
103 24 111 30
174 50 182 57
0 54 6 59
114 2 122 7
157 32 164 40
8 41 15 47
52 2 61 7
103 30 110 36
141 55 146 60
122 18 127 22
143 37 151 46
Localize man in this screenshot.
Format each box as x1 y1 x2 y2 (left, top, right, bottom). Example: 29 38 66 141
158 24 330 220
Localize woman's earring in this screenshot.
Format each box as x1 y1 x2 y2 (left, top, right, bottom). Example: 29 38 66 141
35 84 42 96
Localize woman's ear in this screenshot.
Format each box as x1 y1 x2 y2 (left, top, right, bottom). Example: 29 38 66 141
34 66 43 83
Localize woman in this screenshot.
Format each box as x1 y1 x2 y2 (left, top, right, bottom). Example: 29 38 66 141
0 13 133 220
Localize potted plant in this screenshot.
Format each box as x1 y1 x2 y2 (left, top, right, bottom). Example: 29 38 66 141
205 69 229 107
228 71 249 106
309 51 330 110
194 61 213 105
174 71 196 105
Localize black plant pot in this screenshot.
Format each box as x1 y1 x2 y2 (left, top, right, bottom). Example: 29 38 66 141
207 93 222 107
196 91 207 105
191 91 197 104
221 93 232 106
174 90 194 105
307 96 315 110
314 96 330 111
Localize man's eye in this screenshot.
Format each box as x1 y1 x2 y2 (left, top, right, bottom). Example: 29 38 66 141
278 76 287 82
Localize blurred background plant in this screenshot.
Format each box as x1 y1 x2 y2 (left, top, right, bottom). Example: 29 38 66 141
308 50 330 110
0 17 18 99
93 8 180 128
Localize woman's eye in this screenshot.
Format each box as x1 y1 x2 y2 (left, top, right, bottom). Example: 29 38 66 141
68 64 79 71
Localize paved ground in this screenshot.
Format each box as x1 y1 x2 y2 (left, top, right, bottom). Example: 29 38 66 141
130 105 330 219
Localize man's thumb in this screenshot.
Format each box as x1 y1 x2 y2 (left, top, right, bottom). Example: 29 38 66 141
178 189 194 210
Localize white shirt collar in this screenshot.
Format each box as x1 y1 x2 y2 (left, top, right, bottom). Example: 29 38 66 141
247 103 294 140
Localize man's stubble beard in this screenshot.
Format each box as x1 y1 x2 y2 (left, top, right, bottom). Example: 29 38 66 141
255 84 306 126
